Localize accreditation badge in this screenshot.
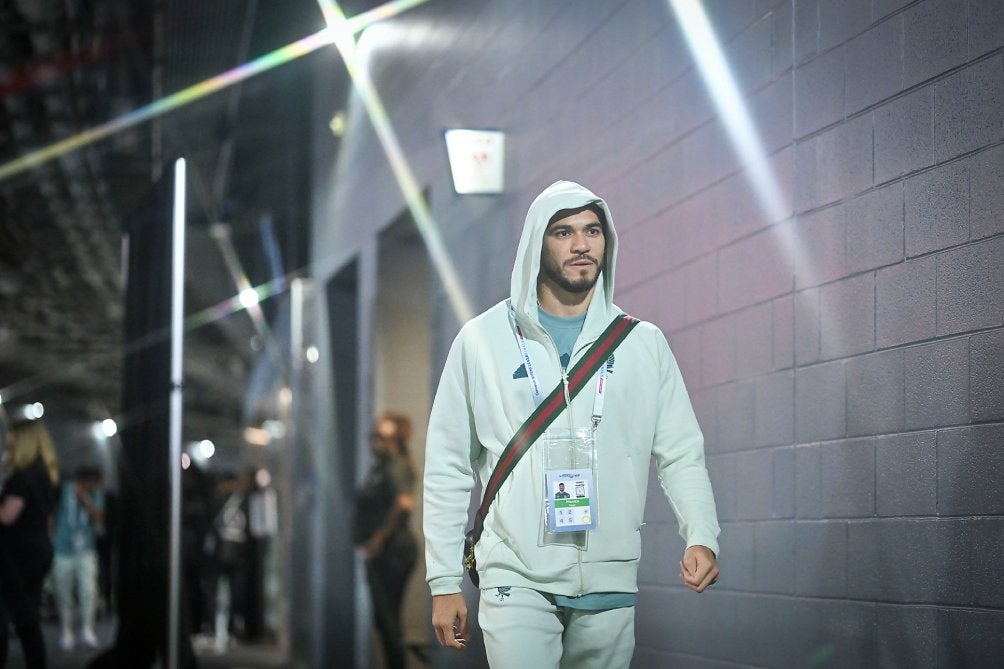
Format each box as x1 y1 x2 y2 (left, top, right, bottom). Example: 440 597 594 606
546 469 596 532
540 427 598 535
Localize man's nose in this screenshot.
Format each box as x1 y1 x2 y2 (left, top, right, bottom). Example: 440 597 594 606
571 233 591 252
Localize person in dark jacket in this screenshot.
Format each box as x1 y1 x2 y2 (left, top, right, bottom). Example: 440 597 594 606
356 412 419 669
0 418 59 669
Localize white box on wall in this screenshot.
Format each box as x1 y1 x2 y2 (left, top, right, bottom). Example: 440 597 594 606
444 128 505 194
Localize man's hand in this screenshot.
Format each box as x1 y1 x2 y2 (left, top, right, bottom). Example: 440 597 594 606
431 593 468 650
679 545 719 593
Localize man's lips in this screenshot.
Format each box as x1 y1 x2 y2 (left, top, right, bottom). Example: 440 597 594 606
567 256 597 267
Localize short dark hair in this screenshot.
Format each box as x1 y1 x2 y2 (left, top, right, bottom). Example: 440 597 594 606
74 464 102 483
546 203 607 236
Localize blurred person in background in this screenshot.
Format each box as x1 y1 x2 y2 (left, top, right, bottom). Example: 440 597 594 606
0 418 59 669
243 467 278 643
355 412 418 669
52 464 105 651
181 463 215 643
211 471 249 650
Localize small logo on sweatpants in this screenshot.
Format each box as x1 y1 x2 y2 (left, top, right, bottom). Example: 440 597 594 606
496 587 511 601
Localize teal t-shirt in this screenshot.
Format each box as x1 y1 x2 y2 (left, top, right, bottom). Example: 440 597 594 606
537 307 586 370
537 306 637 611
53 482 104 555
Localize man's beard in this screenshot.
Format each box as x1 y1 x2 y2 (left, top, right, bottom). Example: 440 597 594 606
540 252 604 294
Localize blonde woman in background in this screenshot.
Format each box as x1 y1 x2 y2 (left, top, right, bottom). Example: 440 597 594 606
0 418 59 669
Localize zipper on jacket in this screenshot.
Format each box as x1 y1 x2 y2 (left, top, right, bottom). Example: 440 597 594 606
535 326 572 407
570 333 600 360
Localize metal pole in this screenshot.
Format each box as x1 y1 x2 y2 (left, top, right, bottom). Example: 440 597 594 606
167 158 187 669
286 278 303 659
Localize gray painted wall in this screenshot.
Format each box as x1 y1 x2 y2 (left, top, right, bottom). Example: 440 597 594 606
309 0 1004 666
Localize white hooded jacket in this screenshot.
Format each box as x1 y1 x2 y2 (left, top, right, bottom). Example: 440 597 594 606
423 181 720 597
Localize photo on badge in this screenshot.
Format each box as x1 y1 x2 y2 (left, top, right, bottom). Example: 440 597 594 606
545 469 596 532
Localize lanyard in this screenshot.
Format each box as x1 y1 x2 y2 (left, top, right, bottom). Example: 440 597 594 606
513 319 546 406
510 304 608 428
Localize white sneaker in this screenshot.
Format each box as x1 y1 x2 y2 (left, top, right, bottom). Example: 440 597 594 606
59 630 75 651
79 628 99 648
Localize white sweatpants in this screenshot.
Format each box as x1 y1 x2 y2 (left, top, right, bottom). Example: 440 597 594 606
52 551 98 633
478 587 635 669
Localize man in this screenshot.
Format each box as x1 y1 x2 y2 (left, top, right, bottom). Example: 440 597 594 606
424 180 720 668
52 464 105 650
555 483 570 499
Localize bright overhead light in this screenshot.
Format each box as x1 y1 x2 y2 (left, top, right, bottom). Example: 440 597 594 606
101 419 118 437
181 452 191 470
30 402 44 419
239 288 259 309
305 346 320 363
198 439 216 459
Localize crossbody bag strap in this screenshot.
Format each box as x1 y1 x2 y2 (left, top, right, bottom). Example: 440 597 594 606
466 313 640 551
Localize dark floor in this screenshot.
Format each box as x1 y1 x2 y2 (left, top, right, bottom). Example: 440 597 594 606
3 618 287 669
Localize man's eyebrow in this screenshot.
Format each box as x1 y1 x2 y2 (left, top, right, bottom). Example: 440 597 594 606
546 221 602 232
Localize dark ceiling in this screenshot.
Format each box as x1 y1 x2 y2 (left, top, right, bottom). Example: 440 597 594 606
0 0 381 456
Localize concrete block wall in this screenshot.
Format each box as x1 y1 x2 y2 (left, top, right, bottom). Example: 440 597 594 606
310 0 1003 666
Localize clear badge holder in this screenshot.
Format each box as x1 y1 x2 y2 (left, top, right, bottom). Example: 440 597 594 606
538 427 597 549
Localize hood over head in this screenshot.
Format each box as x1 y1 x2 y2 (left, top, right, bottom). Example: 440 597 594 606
514 180 614 329
510 181 619 328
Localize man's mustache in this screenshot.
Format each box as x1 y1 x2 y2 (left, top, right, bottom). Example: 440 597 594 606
565 254 599 267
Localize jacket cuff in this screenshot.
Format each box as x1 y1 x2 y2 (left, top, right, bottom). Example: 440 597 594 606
686 535 721 559
428 576 465 597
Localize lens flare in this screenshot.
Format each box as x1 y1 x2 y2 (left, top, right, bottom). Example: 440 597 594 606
185 273 294 332
0 0 461 407
0 0 429 183
668 0 836 345
239 287 261 309
668 0 788 223
0 30 333 182
0 269 297 406
319 0 474 324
